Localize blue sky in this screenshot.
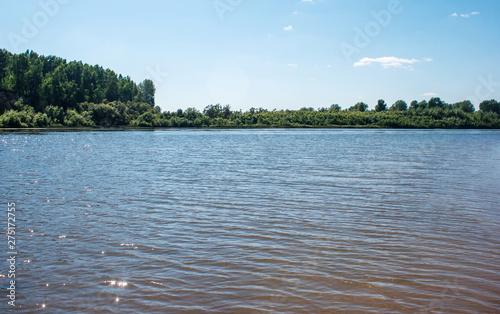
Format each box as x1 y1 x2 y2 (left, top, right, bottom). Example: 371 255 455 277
1 0 499 111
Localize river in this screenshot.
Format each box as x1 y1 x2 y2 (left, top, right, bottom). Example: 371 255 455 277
1 129 499 313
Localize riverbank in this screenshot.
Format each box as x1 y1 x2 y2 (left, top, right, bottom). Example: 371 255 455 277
1 106 499 129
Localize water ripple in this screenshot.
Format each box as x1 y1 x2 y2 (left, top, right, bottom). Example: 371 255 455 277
0 129 499 313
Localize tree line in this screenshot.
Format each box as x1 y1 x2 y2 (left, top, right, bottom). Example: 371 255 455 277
0 49 499 129
0 49 155 113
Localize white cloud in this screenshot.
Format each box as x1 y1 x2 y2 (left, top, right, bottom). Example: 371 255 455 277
287 63 298 68
353 56 432 69
283 25 293 31
452 11 480 18
302 0 314 2
424 92 438 97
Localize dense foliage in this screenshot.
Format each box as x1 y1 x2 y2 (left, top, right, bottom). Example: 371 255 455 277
0 49 499 129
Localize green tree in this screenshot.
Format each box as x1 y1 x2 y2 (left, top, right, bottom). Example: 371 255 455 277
375 99 387 112
44 105 65 125
118 76 137 103
26 52 44 111
479 100 500 113
417 100 428 110
65 61 85 104
428 97 447 109
329 104 341 112
103 70 120 102
184 107 200 121
410 100 418 110
204 104 223 118
222 105 232 119
452 100 475 113
0 49 10 88
41 65 67 108
349 102 368 112
65 109 94 127
41 55 66 76
139 79 156 106
11 52 30 94
90 103 119 126
390 100 408 111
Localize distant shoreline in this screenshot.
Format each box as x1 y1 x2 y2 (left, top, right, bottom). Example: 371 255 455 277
1 50 499 130
1 125 498 131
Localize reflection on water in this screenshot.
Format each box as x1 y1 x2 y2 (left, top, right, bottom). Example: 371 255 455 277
1 129 499 313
